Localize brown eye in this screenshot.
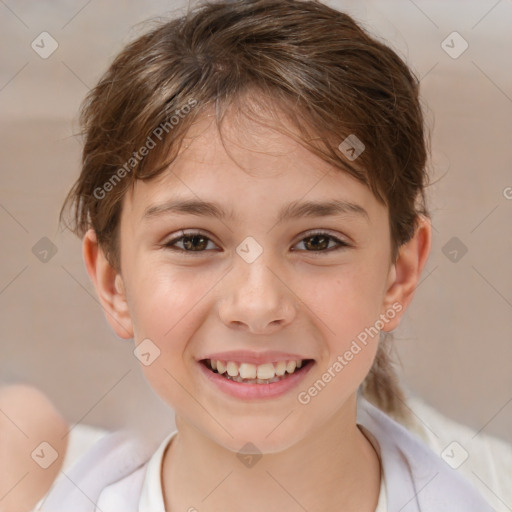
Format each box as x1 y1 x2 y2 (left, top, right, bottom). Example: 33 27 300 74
294 232 350 253
163 230 350 256
164 231 217 254
180 234 209 251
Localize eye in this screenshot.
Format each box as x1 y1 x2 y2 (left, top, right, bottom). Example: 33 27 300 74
163 230 218 255
163 230 350 255
292 231 350 253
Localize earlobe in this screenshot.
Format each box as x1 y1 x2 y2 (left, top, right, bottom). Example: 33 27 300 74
381 215 432 331
82 229 134 340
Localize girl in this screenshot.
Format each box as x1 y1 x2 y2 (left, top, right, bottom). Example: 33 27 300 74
38 0 494 510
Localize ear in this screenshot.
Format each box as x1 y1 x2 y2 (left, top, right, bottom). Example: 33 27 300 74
380 215 432 331
82 228 134 339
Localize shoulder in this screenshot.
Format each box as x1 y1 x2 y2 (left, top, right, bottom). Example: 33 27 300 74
402 395 512 512
37 429 156 512
358 398 495 511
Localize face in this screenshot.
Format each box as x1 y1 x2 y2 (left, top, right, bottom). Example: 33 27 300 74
107 107 403 453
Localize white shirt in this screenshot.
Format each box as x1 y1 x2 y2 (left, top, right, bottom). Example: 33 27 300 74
37 397 493 511
136 428 387 511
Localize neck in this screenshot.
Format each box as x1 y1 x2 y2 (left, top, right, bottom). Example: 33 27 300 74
162 394 381 512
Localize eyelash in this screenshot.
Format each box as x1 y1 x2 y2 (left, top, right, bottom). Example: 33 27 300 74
162 230 350 256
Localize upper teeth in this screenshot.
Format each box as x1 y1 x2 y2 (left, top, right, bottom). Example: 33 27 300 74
209 359 304 380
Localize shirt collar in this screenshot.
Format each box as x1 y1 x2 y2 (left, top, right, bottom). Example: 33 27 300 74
138 430 178 512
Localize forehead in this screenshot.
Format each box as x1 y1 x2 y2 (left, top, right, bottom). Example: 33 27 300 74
121 108 383 225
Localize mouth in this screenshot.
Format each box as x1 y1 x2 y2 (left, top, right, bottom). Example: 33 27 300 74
199 358 315 384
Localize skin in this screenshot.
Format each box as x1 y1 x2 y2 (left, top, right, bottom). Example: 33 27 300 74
0 385 68 512
83 104 431 511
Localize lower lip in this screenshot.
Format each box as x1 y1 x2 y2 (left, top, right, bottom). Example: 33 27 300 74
197 360 315 400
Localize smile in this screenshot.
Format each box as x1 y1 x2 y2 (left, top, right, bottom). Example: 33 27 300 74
198 358 315 399
202 358 313 383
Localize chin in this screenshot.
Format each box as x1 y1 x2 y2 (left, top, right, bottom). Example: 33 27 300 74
210 422 307 456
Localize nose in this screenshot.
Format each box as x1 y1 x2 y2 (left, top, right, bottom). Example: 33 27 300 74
217 256 296 334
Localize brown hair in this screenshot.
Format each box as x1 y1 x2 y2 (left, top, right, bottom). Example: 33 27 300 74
59 0 430 421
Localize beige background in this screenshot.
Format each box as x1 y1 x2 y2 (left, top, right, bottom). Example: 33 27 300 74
1 0 511 444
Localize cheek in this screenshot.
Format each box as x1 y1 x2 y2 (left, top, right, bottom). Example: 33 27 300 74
293 268 384 416
302 261 387 341
297 260 387 383
127 268 213 406
128 267 208 342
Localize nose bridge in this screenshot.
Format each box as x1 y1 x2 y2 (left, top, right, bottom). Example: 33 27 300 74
239 255 277 300
235 251 282 306
218 249 295 332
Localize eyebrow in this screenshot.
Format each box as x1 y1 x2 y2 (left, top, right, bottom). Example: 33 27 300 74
142 197 369 224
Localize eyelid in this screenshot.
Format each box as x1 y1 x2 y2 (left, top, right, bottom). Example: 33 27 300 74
296 228 351 245
163 229 219 253
163 228 351 255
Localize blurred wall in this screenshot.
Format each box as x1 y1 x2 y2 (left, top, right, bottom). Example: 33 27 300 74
1 0 511 443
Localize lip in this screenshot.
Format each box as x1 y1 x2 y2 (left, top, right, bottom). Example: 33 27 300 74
197 350 312 365
197 358 315 400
